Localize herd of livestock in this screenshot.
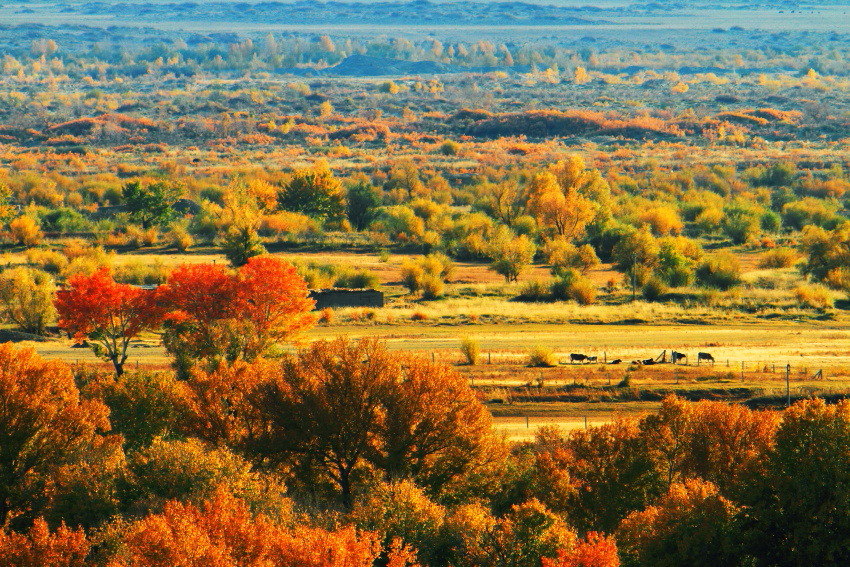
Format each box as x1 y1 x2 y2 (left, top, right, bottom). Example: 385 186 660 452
567 350 716 366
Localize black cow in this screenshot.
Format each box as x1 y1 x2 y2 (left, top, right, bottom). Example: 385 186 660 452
587 356 598 363
570 353 588 364
671 351 686 364
697 352 715 365
642 358 656 365
609 359 622 364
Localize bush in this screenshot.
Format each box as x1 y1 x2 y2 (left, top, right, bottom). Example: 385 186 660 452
113 260 169 286
642 277 668 301
550 269 597 305
26 248 69 274
518 279 552 301
696 252 742 290
794 284 833 310
440 139 461 156
460 337 480 365
758 247 799 269
167 223 193 251
420 273 445 300
544 238 599 275
401 253 453 298
9 216 43 247
334 268 380 290
0 266 57 335
528 345 556 367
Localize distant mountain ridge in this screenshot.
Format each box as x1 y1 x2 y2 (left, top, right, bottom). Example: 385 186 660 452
69 0 610 25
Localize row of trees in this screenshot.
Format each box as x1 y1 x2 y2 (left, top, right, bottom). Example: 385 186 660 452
54 256 314 375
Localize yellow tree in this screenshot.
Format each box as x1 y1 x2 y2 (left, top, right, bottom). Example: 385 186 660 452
527 157 601 240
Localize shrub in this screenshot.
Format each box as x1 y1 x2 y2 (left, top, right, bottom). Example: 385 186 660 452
460 337 481 365
0 267 57 335
440 139 461 156
638 205 683 236
318 308 334 324
167 223 193 251
334 268 380 290
551 269 597 305
401 253 453 298
420 273 445 299
794 284 833 310
519 279 552 301
695 252 742 290
9 216 43 247
113 260 169 286
758 247 799 269
545 238 599 275
352 480 449 567
26 248 69 274
528 345 556 367
642 277 668 301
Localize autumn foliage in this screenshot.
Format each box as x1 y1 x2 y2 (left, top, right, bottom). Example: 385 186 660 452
115 488 392 567
55 267 161 375
0 518 89 567
159 256 314 374
0 345 109 526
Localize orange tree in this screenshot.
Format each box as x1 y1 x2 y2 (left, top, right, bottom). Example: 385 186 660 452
55 267 162 376
115 488 399 567
245 338 491 509
0 518 89 567
159 256 314 377
0 345 110 527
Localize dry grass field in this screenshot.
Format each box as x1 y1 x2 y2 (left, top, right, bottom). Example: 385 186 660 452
25 315 850 441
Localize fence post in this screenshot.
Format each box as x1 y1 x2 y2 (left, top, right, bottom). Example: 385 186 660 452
786 364 791 407
488 351 491 365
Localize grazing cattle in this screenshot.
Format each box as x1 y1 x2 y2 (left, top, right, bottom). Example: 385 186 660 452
587 356 598 363
671 351 686 364
570 353 588 364
609 359 622 364
697 352 715 364
642 358 656 365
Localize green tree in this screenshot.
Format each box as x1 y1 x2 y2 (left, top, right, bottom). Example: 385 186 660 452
122 181 179 229
346 180 382 230
278 163 346 220
488 231 536 283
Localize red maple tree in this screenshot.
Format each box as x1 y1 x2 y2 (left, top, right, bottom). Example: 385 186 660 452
55 267 161 375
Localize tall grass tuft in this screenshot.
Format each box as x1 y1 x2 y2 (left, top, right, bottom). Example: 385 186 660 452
528 345 556 367
460 337 480 365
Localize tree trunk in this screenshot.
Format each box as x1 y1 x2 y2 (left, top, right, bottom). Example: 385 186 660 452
339 467 353 510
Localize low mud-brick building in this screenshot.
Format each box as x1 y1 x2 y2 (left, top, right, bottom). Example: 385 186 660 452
309 288 384 309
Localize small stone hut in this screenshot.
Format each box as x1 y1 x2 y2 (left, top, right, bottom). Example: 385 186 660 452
309 288 384 309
